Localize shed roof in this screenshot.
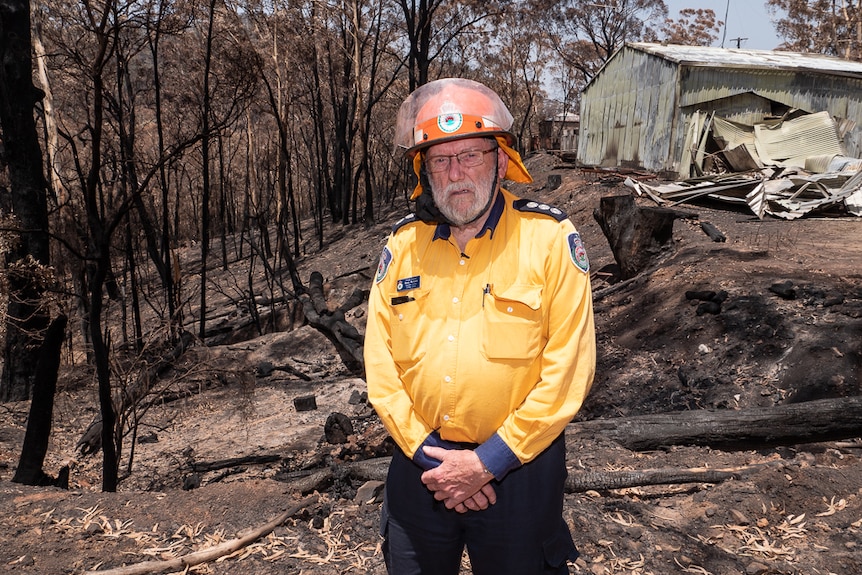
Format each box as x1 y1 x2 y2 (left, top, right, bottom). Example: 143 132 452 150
627 42 862 78
543 112 579 123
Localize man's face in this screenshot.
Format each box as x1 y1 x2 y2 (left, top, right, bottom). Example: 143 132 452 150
425 137 507 226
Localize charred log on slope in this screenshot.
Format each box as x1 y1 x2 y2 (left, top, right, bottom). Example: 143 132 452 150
569 396 862 451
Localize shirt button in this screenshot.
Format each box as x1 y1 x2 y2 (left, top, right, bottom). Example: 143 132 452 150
398 313 404 320
443 414 450 421
448 335 454 342
452 297 459 304
459 259 466 266
507 306 514 313
444 375 451 382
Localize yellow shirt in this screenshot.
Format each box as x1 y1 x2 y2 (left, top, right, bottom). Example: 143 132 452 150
364 189 595 472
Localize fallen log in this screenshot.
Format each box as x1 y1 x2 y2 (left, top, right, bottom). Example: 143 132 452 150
82 494 318 575
569 396 862 451
190 454 281 473
277 456 770 495
699 220 726 242
282 468 336 494
276 456 392 494
276 399 862 494
564 461 784 493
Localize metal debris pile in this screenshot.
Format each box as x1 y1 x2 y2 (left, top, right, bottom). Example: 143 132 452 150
628 110 862 219
626 166 862 220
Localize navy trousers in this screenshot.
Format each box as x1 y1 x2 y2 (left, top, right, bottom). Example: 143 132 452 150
380 433 578 575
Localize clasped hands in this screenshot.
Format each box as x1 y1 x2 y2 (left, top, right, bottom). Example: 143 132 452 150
420 446 496 514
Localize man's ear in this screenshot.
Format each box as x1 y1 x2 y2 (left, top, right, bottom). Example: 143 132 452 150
497 147 509 180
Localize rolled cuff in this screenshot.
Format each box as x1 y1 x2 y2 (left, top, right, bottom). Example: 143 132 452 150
475 433 521 480
411 430 461 470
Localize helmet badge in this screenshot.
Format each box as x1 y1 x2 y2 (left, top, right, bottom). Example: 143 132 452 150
437 113 463 134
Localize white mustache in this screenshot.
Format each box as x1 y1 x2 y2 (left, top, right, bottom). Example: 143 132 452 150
443 182 477 196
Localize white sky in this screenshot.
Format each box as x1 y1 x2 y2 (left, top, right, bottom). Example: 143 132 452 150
665 0 784 50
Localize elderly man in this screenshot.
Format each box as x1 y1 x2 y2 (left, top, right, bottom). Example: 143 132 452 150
364 78 596 575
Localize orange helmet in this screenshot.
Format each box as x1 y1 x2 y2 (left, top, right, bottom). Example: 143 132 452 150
394 78 516 157
394 78 532 198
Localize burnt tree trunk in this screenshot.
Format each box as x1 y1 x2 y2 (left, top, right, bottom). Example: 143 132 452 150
0 0 51 401
593 194 691 279
300 271 366 373
569 396 862 451
12 315 68 487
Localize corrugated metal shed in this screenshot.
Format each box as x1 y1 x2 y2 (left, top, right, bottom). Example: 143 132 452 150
578 43 862 176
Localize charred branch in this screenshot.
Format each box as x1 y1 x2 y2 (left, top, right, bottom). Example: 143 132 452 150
299 271 366 373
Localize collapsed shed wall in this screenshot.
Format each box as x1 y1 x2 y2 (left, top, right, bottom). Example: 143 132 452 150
680 67 862 158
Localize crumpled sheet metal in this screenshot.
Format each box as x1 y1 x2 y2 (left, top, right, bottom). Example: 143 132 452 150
626 166 862 220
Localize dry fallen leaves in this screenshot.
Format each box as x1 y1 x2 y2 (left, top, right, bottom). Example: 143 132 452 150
815 496 847 517
42 498 379 573
703 511 816 562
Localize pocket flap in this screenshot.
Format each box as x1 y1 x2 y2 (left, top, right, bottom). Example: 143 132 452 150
491 284 542 310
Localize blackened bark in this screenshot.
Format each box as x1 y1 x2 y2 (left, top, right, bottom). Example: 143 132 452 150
569 396 862 451
300 271 365 373
0 0 51 401
12 315 68 487
593 195 690 280
198 0 217 340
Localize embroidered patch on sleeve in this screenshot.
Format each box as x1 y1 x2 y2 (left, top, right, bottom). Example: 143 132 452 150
567 232 590 273
375 246 393 284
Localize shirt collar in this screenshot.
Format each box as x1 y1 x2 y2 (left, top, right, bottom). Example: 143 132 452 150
432 191 505 242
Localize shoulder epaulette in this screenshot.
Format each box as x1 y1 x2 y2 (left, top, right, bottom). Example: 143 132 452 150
391 213 420 233
512 199 567 221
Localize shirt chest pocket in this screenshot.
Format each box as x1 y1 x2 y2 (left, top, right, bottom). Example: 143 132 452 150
482 284 544 360
390 288 430 364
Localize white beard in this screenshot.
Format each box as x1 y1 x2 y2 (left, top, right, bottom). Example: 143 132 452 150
431 169 497 226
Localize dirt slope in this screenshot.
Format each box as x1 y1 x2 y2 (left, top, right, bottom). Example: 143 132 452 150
1 151 861 575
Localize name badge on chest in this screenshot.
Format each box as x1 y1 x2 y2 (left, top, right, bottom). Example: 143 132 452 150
397 276 421 291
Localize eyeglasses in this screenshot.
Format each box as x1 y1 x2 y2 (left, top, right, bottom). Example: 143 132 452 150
424 147 497 173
